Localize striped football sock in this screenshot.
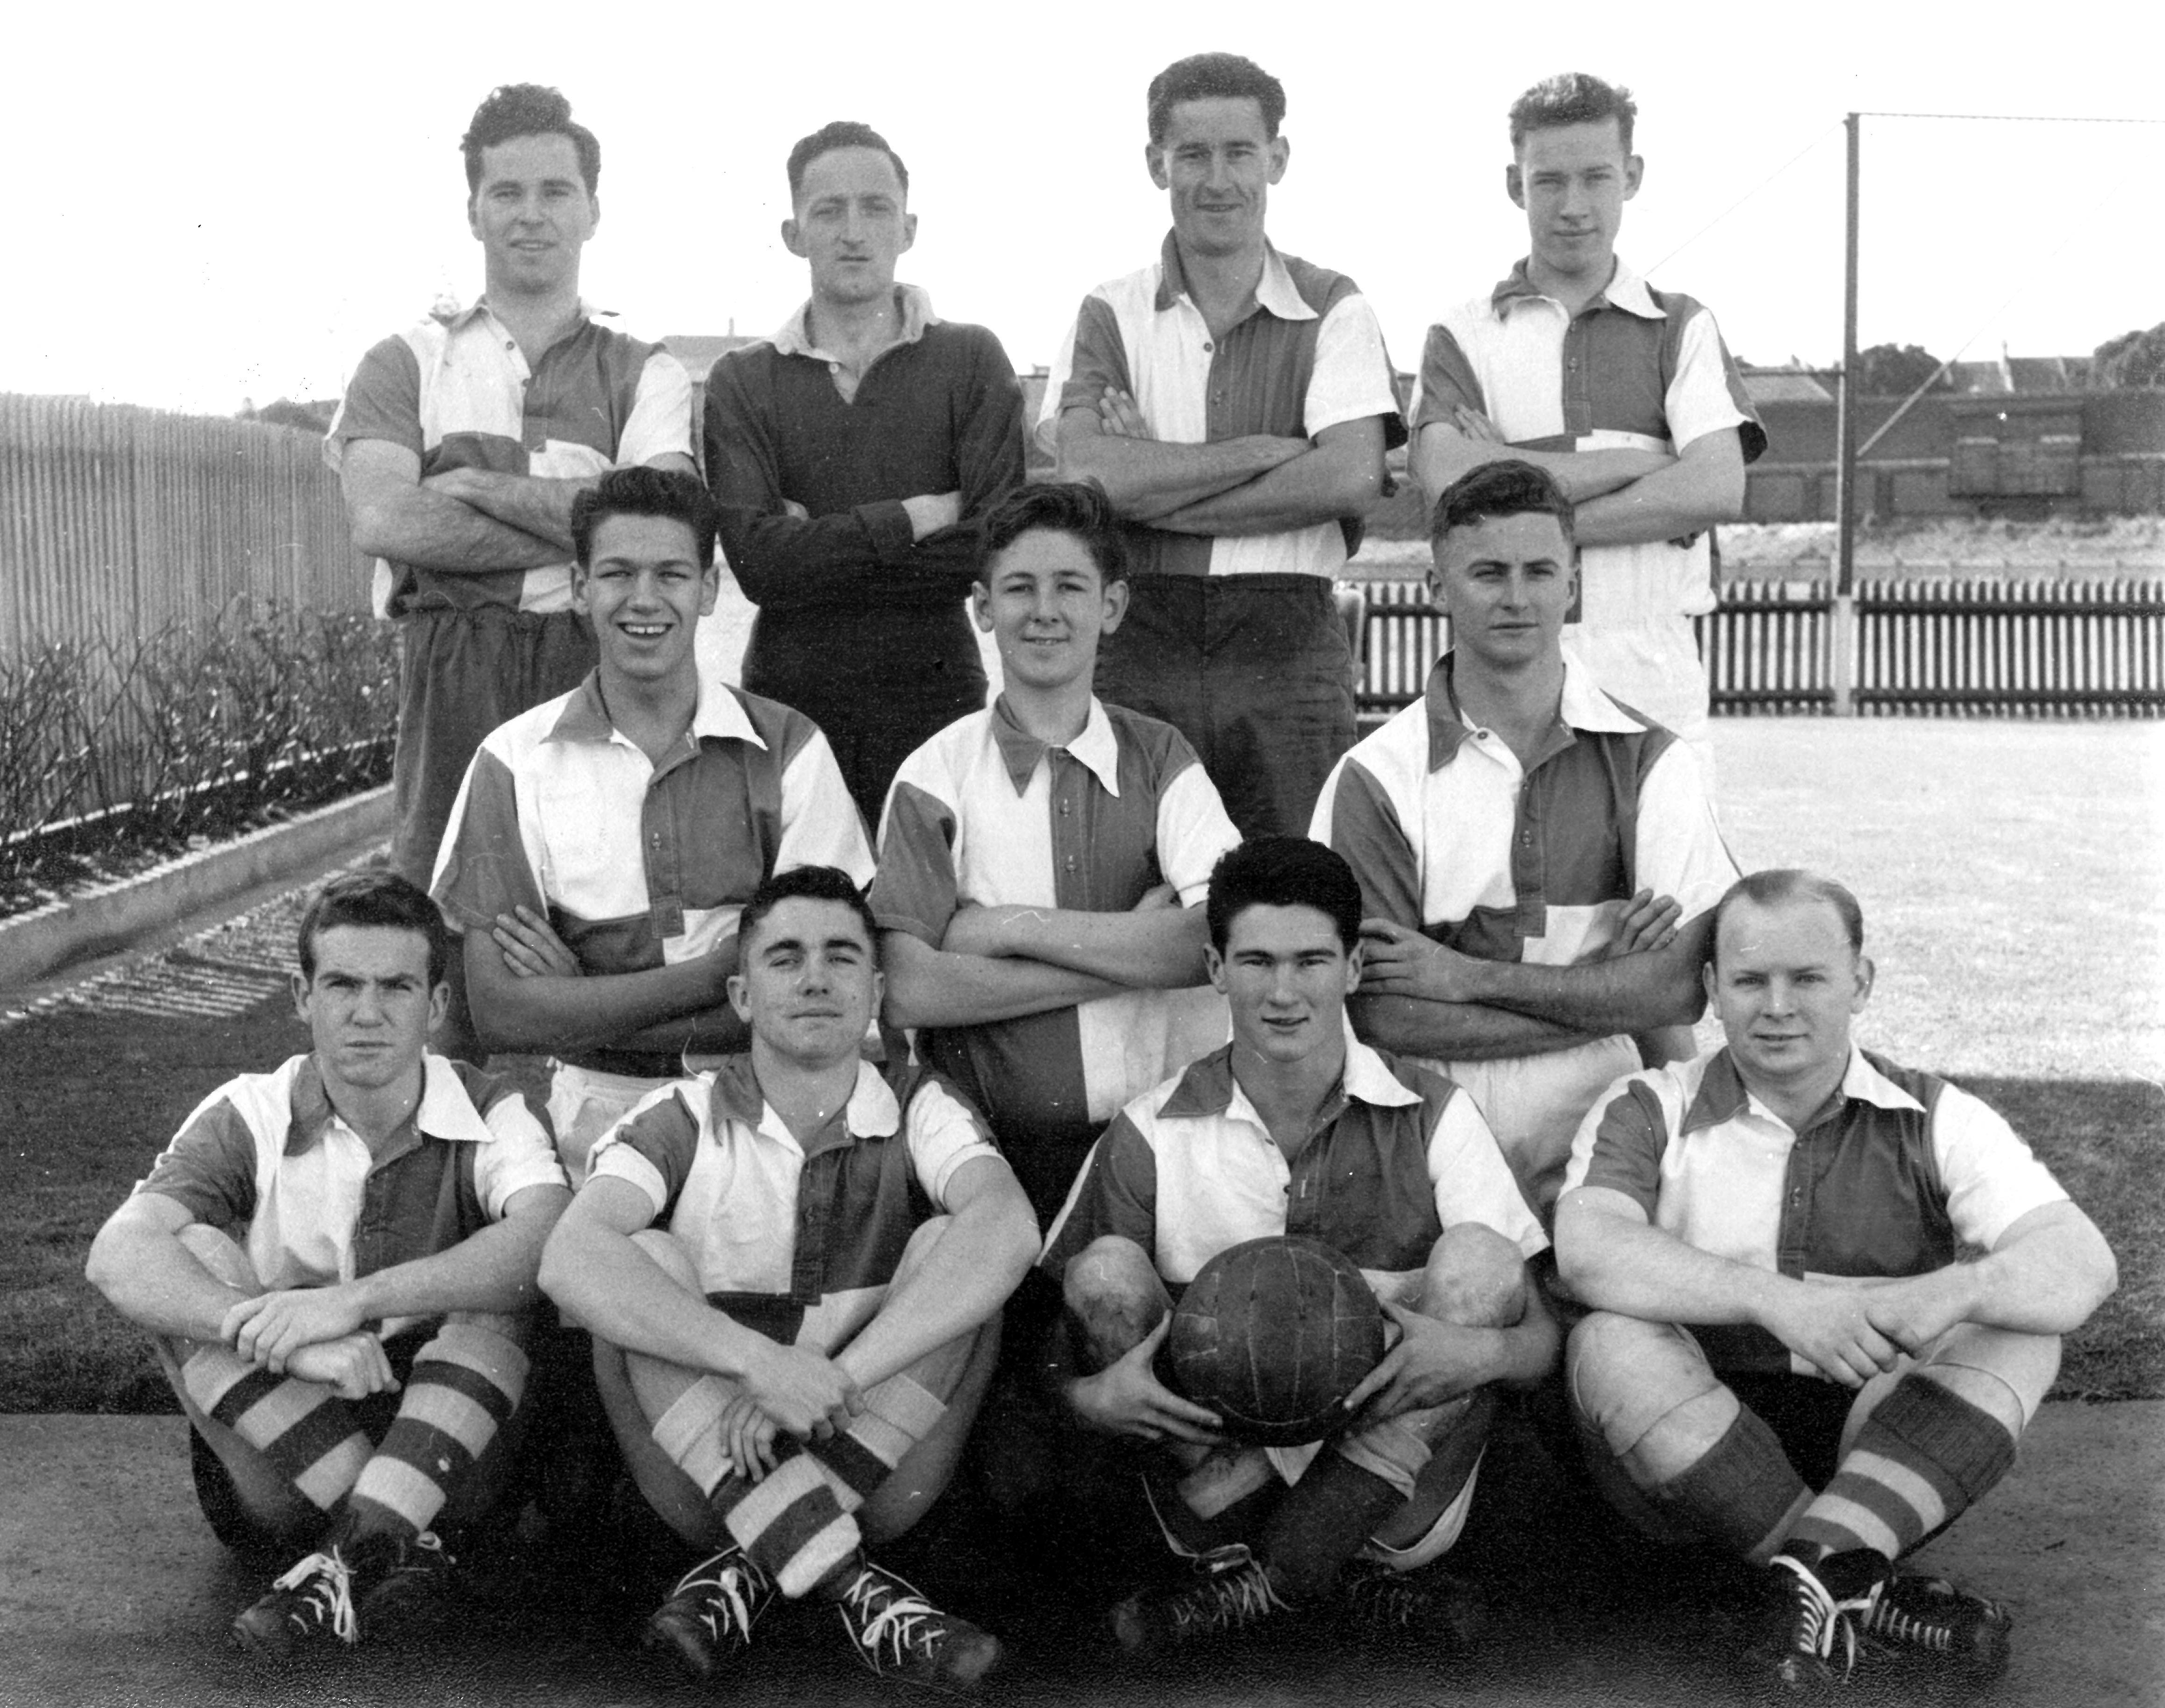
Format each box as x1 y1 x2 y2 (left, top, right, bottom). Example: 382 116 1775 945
345 1319 529 1541
1786 1375 2016 1562
183 1345 373 1514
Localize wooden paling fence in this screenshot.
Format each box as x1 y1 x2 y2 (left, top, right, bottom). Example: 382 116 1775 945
1353 576 2165 723
0 394 362 657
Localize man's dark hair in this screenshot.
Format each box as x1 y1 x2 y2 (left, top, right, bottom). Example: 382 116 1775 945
461 84 600 196
571 466 717 571
738 866 879 956
1710 869 1866 969
298 871 452 990
786 121 909 205
1508 72 1637 156
1206 836 1362 954
1147 53 1286 146
978 482 1129 586
1429 459 1578 555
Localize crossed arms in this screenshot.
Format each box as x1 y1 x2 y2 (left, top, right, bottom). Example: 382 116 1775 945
538 1158 1036 1466
1412 412 1744 549
1555 1191 2118 1389
85 1183 570 1398
340 440 698 574
881 886 1210 1030
464 906 746 1058
1056 390 1386 538
1351 891 1708 1062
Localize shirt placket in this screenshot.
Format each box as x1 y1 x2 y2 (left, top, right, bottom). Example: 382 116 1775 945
1774 1117 1817 1277
643 752 687 941
1561 309 1594 439
1047 750 1088 910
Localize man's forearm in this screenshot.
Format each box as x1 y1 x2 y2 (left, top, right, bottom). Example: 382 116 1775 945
541 1212 769 1376
1057 424 1307 520
436 471 599 551
881 932 1123 1030
349 484 566 573
86 1223 255 1344
1555 1195 1784 1324
1150 443 1380 537
835 1194 1038 1389
952 904 1211 989
1572 436 1745 548
1451 952 1705 1036
1412 427 1668 506
1958 1206 2118 1335
1350 991 1603 1061
345 1193 569 1322
466 932 733 1055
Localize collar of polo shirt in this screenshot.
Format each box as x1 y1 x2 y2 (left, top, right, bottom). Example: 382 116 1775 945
770 284 942 361
283 1054 496 1159
707 1054 901 1155
1684 1044 1927 1136
1488 256 1665 323
988 695 1122 797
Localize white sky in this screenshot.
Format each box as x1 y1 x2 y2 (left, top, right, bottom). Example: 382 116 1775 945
4 0 2158 414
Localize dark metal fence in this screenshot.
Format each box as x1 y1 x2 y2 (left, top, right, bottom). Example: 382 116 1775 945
1353 576 2165 724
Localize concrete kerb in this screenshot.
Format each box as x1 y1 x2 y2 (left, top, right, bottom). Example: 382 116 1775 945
0 786 393 988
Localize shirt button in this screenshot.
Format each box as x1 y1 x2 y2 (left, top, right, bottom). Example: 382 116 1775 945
1203 342 1215 353
1058 799 1072 816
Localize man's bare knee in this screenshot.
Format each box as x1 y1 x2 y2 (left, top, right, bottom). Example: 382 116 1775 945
1063 1235 1165 1366
177 1223 260 1293
1915 1327 2060 1436
1419 1223 1526 1328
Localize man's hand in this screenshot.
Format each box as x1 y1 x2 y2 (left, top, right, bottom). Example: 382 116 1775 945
421 467 501 504
1358 919 1479 1003
1097 387 1153 441
1453 405 1508 446
740 1341 863 1440
901 492 963 538
1066 1315 1225 1445
224 1286 367 1373
718 1389 781 1481
1759 1280 1903 1388
1130 882 1178 914
286 1332 399 1400
1605 889 1683 959
1860 1269 1977 1357
1342 1301 1493 1424
492 905 582 978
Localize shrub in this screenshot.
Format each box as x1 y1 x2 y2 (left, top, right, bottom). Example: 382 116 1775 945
0 602 398 915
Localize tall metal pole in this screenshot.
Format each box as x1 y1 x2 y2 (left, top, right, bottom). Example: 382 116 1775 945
1830 112 1861 713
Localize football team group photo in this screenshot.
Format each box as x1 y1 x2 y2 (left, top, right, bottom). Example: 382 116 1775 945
61 43 2135 1708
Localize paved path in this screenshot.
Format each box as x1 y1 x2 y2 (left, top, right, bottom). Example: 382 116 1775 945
1 1404 2158 1706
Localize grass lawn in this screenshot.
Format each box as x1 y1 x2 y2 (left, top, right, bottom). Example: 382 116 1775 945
2 719 2159 1410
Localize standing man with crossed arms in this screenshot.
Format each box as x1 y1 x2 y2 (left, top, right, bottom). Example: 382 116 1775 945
1411 73 1764 784
705 121 1026 825
328 84 693 1049
1043 52 1402 839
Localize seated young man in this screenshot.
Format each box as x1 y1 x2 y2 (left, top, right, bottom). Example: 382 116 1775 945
871 479 1242 1225
84 873 570 1658
1554 869 2118 1692
432 464 873 1183
1042 836 1555 1654
537 866 1039 1692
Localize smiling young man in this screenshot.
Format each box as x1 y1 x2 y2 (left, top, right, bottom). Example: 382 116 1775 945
327 85 694 942
870 481 1241 1224
1409 73 1765 783
1311 460 1735 1213
537 865 1038 1692
1041 53 1403 839
85 873 569 1659
1553 870 2116 1692
1040 836 1551 1655
430 465 872 1182
704 121 1026 823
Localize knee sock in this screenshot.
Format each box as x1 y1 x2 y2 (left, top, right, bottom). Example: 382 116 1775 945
1260 1453 1408 1605
345 1319 529 1544
650 1369 948 1600
1657 1402 1810 1561
183 1345 372 1516
1784 1374 2017 1564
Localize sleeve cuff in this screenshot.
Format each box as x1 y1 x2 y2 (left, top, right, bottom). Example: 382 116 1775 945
862 499 918 563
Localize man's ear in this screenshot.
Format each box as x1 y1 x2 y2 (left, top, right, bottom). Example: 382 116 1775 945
899 210 918 254
291 970 311 1023
1267 133 1289 185
969 580 993 633
1343 940 1363 996
1622 154 1644 200
1145 141 1170 191
781 216 807 258
698 564 720 619
1100 576 1130 635
726 973 751 1023
570 563 592 618
428 979 450 1039
1851 954 1875 1013
1505 162 1525 209
1203 942 1227 995
1702 959 1719 1005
